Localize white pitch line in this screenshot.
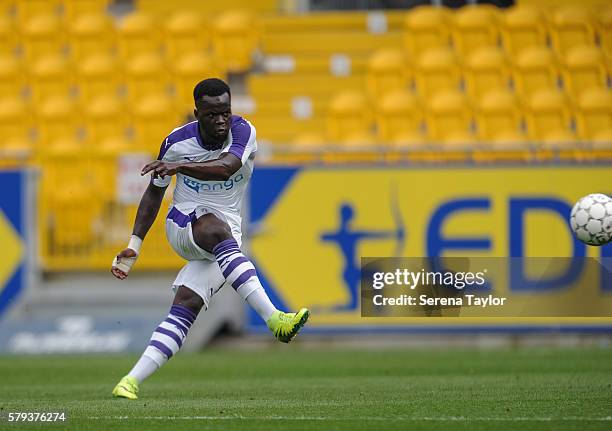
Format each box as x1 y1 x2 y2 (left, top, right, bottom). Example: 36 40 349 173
85 416 612 422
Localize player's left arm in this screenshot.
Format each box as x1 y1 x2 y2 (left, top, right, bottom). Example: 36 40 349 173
141 153 241 182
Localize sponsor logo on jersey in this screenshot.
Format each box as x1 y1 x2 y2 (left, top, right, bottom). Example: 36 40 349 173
183 172 245 193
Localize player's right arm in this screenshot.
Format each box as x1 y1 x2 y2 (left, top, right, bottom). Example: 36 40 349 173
111 181 167 280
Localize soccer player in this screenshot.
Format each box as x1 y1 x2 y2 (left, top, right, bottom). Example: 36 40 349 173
110 78 310 400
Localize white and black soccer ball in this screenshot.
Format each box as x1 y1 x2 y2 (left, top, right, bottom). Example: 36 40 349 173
570 193 612 246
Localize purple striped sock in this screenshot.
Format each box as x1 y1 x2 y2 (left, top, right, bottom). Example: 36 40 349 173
213 239 258 291
145 304 197 362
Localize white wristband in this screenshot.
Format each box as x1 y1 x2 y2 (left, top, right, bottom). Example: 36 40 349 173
112 235 142 275
128 235 143 254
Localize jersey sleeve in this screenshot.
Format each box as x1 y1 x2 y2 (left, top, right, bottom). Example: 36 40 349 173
152 136 174 188
227 116 257 165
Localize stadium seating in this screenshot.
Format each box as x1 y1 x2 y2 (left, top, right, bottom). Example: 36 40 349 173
164 11 209 60
549 6 596 57
0 55 23 99
425 90 475 144
83 95 127 143
500 5 547 57
476 88 524 143
0 96 31 145
513 46 560 99
62 0 110 22
561 44 607 101
20 14 65 61
262 11 405 34
327 90 372 144
76 54 121 101
414 47 462 98
136 0 278 16
116 12 162 59
68 13 115 61
15 0 60 25
212 10 258 72
575 87 612 142
366 48 411 100
29 55 74 103
596 6 612 57
35 96 82 146
403 6 451 57
464 46 511 100
452 6 501 58
0 15 16 57
375 90 424 146
124 53 171 103
525 88 574 144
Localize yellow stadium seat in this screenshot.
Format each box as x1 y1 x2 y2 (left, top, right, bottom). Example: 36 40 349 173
576 88 612 142
501 5 548 57
212 10 258 72
83 95 127 143
173 52 224 112
132 94 182 152
0 55 23 98
0 96 30 143
464 47 511 100
261 32 403 57
425 90 474 143
262 11 406 34
291 132 326 150
414 47 462 98
562 45 607 101
21 14 65 61
30 55 73 103
62 0 110 21
137 0 278 16
0 0 13 16
513 46 560 99
247 74 366 102
15 0 60 24
376 90 424 145
164 11 209 60
245 115 325 143
125 53 171 103
327 91 372 143
596 6 612 57
68 13 115 61
76 54 121 101
550 6 596 57
366 48 410 100
35 96 81 145
117 12 162 59
525 88 573 142
476 88 523 142
403 6 451 57
452 6 501 57
0 16 17 57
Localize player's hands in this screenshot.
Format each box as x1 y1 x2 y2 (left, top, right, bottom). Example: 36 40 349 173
111 248 138 280
141 160 183 178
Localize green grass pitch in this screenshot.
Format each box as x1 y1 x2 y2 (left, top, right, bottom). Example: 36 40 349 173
0 347 611 430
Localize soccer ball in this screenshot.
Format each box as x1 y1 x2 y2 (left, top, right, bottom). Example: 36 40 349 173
570 193 612 246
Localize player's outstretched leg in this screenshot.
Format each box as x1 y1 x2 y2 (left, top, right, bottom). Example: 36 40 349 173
191 215 309 343
113 290 200 399
212 238 310 343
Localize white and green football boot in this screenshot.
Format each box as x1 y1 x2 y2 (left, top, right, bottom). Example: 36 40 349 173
112 375 139 400
266 308 310 343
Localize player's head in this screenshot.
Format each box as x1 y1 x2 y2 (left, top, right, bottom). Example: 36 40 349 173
193 78 232 142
